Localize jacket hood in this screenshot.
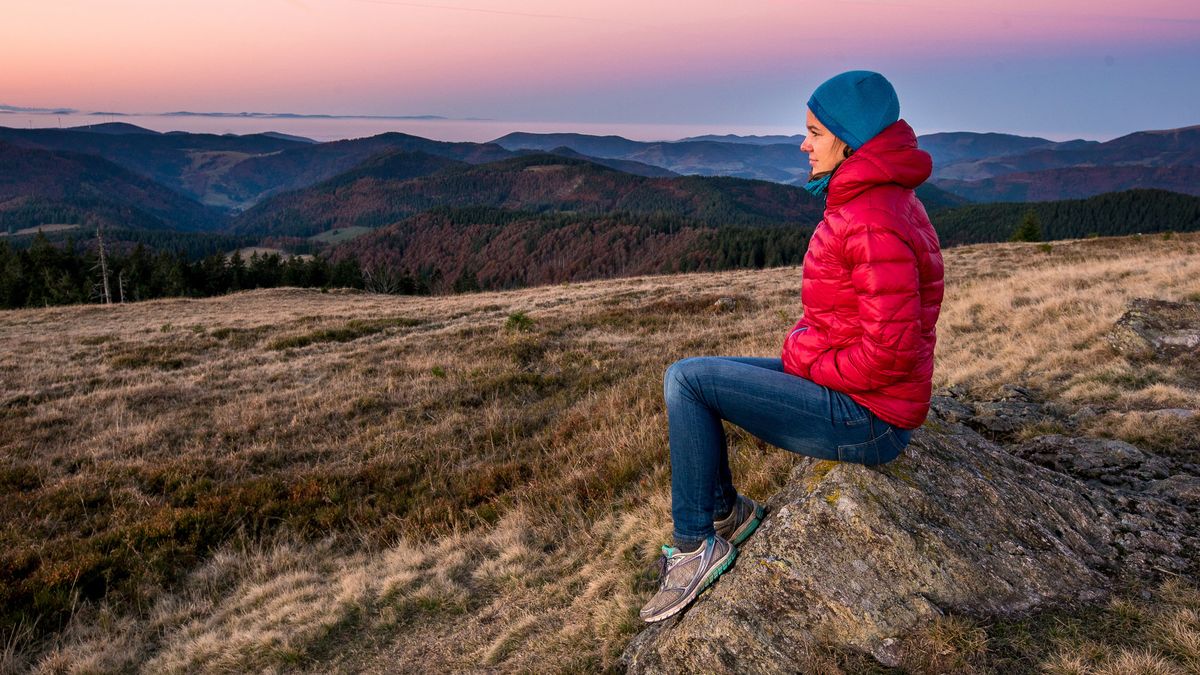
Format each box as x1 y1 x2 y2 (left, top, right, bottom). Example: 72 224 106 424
825 119 932 208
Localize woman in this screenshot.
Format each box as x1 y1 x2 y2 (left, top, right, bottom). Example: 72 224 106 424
639 70 944 624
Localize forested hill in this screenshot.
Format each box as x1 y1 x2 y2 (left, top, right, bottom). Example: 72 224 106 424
0 124 304 209
933 166 1200 203
0 125 517 211
231 152 826 239
206 132 517 209
930 188 1200 246
329 205 814 293
0 141 225 233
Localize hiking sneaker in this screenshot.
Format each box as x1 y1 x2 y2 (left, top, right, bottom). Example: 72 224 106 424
715 494 765 547
639 535 736 623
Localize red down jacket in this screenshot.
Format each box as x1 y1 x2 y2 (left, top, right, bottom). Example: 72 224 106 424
781 119 944 430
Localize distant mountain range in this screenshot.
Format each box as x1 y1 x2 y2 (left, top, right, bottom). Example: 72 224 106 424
677 133 805 146
490 132 810 184
491 125 1200 200
1 119 1197 294
0 104 451 120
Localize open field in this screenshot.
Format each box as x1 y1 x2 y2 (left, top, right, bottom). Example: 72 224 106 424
309 226 374 244
230 246 313 261
2 231 1199 671
0 223 80 237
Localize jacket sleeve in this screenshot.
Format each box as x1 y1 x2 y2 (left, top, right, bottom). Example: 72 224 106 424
808 217 922 393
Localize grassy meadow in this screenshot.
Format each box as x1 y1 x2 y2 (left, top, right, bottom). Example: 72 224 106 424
2 231 1199 672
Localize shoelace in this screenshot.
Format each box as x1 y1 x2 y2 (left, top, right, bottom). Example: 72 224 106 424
655 545 680 587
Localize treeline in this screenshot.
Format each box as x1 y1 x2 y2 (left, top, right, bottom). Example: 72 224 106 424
333 205 814 294
930 188 1200 246
0 195 220 234
4 225 259 260
0 233 364 310
688 226 812 272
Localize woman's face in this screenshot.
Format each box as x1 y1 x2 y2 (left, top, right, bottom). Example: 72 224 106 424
800 108 848 176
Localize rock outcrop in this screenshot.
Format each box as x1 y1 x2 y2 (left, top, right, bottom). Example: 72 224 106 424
934 383 1067 441
1009 434 1172 488
1106 297 1200 361
622 400 1198 672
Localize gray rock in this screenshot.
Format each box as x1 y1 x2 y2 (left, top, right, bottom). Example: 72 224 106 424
1147 408 1197 420
1106 297 1200 361
1068 405 1100 426
622 418 1196 673
929 395 974 424
712 297 740 312
1147 474 1200 508
965 387 1056 440
1009 434 1172 488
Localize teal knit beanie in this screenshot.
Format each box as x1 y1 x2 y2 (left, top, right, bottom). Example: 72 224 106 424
807 70 900 150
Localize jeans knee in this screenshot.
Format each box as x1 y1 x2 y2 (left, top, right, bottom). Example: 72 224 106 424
665 357 698 400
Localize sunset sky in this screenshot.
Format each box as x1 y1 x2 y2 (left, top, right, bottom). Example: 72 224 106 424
2 0 1198 140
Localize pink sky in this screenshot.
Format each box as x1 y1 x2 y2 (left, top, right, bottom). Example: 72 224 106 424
2 1 1198 138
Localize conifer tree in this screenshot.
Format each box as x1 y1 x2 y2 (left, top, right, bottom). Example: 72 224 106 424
1010 210 1043 242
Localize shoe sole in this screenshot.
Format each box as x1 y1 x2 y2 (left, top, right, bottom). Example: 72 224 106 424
641 546 737 623
729 503 766 547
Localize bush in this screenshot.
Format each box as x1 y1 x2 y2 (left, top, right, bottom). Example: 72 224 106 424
505 312 535 332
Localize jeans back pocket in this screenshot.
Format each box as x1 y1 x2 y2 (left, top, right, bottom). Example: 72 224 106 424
837 427 908 466
832 392 870 428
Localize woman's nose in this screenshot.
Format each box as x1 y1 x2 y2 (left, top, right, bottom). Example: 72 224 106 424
800 137 812 152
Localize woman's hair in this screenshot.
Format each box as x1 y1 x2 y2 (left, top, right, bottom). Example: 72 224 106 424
830 135 854 170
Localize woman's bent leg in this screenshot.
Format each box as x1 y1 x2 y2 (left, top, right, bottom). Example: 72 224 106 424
664 356 884 551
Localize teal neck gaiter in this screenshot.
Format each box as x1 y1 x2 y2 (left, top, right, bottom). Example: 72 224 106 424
803 171 832 199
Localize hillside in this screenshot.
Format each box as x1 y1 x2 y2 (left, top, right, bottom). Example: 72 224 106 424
67 122 163 136
0 126 517 212
522 145 678 177
0 124 305 208
930 188 1200 246
935 165 1200 201
208 132 517 209
329 206 815 292
918 130 1068 167
2 231 1198 671
937 125 1200 181
0 141 225 233
232 152 823 239
490 131 813 183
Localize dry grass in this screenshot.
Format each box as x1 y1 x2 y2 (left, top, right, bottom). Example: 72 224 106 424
907 576 1200 672
1 231 1198 672
900 577 1200 675
935 235 1200 405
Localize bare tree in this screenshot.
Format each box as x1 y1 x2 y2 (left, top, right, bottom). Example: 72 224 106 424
93 224 112 305
362 263 407 294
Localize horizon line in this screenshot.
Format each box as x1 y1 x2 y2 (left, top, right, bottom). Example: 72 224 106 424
4 104 1194 143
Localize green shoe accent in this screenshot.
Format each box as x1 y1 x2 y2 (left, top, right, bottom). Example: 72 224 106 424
701 547 736 589
729 503 765 547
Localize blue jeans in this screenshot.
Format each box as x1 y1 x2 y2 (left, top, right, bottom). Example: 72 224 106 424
664 356 912 551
